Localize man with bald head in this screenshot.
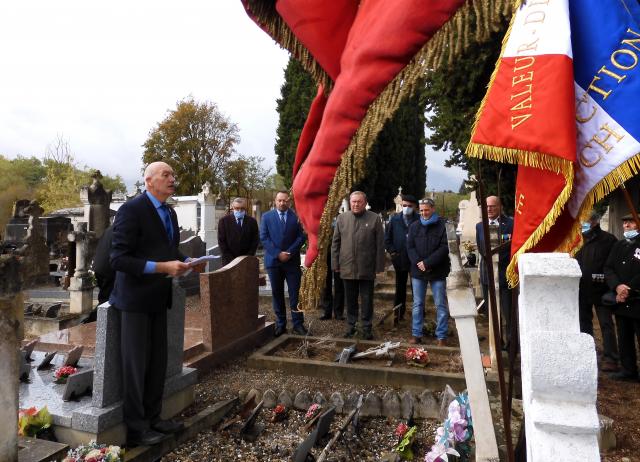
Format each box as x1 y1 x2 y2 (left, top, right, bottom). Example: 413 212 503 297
475 196 514 348
110 161 193 446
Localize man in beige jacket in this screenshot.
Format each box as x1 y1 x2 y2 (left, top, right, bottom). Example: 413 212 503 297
332 191 385 339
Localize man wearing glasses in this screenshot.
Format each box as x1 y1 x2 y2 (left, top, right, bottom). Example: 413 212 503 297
406 198 451 345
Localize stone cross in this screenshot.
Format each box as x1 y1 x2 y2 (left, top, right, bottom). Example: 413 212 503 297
67 223 95 314
0 255 23 462
393 186 403 213
518 253 600 461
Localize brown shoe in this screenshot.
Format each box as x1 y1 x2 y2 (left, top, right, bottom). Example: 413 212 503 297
408 336 422 344
437 339 447 347
601 359 619 372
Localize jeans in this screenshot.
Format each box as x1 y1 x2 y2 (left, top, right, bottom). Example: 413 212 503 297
267 265 304 329
411 278 448 339
343 279 374 332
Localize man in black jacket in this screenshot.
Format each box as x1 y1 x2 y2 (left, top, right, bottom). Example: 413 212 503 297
604 213 640 382
407 198 451 345
217 197 260 266
575 212 618 371
384 194 420 322
110 161 193 446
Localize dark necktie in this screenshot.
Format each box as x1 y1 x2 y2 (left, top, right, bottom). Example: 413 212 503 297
280 212 286 227
237 218 243 229
160 205 173 241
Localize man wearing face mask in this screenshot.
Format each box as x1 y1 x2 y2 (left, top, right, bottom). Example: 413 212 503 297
575 212 618 371
384 195 420 321
407 198 451 345
217 197 260 266
604 212 640 382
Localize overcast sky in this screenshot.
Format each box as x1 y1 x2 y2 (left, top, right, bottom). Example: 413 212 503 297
0 0 465 193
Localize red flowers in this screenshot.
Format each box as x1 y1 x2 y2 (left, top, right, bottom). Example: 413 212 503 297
395 422 409 438
54 366 78 382
405 347 429 366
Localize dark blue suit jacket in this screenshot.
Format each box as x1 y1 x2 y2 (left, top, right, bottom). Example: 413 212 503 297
259 208 306 269
384 212 420 271
109 193 185 313
476 215 513 288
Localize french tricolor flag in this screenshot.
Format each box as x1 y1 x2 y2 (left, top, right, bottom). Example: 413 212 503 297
467 0 640 284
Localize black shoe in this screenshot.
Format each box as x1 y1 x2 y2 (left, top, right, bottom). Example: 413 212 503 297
151 419 184 434
608 371 639 382
343 327 357 338
128 429 169 446
274 325 286 337
319 314 332 320
362 331 374 340
292 325 308 336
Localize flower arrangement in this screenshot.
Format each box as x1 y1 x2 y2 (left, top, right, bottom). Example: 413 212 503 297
271 404 288 423
305 403 321 421
424 392 473 462
405 347 429 367
394 424 418 460
54 365 77 384
62 441 123 462
18 406 52 437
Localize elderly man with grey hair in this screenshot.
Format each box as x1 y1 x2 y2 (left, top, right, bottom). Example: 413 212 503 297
332 191 385 340
217 197 260 266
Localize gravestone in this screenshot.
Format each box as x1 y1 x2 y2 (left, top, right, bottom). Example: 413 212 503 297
187 256 273 371
67 223 95 314
178 235 206 295
40 216 72 248
3 199 31 244
179 229 196 241
15 201 49 287
62 369 93 401
518 253 600 461
80 171 112 240
457 189 481 243
0 255 23 462
206 245 223 273
393 186 403 213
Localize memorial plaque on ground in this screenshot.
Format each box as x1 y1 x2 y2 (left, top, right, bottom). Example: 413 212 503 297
63 346 83 367
22 339 38 361
62 369 93 401
37 351 57 370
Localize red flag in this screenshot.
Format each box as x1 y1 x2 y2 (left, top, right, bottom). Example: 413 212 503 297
467 0 576 285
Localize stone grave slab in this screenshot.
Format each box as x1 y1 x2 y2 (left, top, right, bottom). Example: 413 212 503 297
62 369 93 401
63 346 83 367
18 436 69 462
248 335 498 392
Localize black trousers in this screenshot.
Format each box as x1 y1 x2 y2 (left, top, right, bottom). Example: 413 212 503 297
343 279 374 332
578 291 619 361
120 310 168 434
615 314 640 376
321 270 344 318
393 269 410 319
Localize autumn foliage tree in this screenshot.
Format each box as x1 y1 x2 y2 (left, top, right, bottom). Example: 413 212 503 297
142 97 240 195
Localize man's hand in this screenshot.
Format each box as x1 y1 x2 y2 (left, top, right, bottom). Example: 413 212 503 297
278 251 291 262
156 260 190 277
417 261 426 272
616 284 631 296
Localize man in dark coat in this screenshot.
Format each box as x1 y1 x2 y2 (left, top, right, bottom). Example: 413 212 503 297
332 191 385 340
575 212 618 371
110 161 195 446
407 198 451 345
476 196 513 347
217 197 259 266
604 213 640 382
384 194 420 321
260 190 307 336
320 217 344 320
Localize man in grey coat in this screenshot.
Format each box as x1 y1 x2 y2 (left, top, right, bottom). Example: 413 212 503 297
332 191 385 339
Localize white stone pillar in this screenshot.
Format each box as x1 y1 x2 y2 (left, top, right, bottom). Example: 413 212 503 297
518 253 600 462
198 182 217 248
0 256 22 462
68 222 95 314
446 228 499 461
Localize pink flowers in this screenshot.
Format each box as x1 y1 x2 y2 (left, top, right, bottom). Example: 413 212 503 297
54 366 77 381
395 422 409 438
305 403 321 420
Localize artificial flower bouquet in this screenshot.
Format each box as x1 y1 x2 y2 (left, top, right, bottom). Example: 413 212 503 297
62 441 123 462
405 347 429 367
53 365 78 384
18 406 52 437
424 392 473 462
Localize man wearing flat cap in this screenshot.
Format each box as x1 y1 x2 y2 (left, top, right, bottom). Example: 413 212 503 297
604 212 640 382
384 194 420 322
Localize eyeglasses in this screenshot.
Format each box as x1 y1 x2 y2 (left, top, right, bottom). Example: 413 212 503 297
419 199 435 206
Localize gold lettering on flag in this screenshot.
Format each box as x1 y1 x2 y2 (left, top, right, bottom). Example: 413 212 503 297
579 123 625 168
515 194 525 215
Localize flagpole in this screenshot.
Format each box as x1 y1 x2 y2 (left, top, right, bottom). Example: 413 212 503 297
618 181 640 230
477 161 514 462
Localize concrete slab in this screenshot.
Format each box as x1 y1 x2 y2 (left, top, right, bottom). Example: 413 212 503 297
18 437 68 462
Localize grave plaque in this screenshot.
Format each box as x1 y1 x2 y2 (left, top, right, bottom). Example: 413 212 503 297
21 339 38 361
63 346 83 367
19 351 31 382
45 303 62 318
62 369 93 401
37 351 57 370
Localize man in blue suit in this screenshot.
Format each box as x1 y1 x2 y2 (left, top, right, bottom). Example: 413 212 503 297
475 195 513 348
110 161 196 446
260 190 307 336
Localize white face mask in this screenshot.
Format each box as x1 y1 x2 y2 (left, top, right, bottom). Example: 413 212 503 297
624 229 639 239
402 206 413 215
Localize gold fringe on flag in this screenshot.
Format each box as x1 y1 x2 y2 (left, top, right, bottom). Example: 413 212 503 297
293 0 514 310
465 0 577 287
